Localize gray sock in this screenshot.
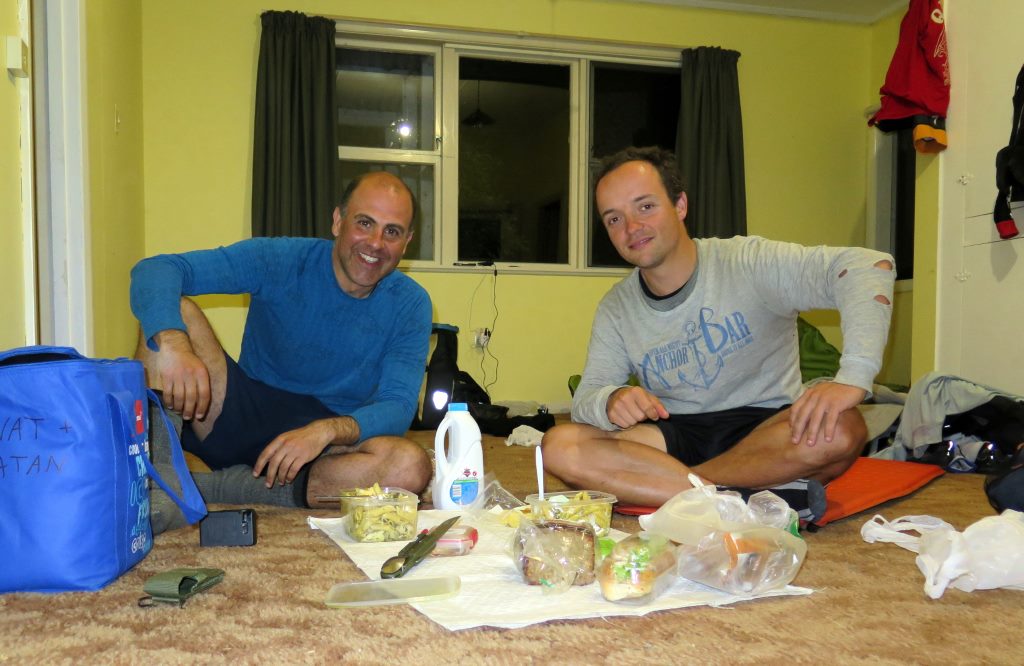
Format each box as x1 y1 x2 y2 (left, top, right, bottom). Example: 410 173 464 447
149 462 306 536
149 401 190 535
150 483 190 535
147 401 306 535
191 464 307 508
148 401 182 466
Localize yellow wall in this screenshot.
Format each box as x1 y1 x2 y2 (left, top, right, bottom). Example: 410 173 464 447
141 0 884 405
865 8 913 388
86 0 146 358
1 2 27 349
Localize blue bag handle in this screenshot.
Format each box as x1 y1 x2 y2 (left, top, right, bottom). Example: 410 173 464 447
0 345 85 364
110 389 207 524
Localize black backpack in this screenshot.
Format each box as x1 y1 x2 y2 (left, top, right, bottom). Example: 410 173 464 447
993 64 1024 239
985 454 1024 513
411 323 498 430
411 324 464 431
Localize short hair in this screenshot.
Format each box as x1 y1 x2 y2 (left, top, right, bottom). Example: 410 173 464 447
337 172 418 225
594 146 686 204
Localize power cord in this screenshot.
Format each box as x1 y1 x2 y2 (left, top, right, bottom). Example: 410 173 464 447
482 266 499 393
466 265 499 395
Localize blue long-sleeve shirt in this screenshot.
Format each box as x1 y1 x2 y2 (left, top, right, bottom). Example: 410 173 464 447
130 237 432 441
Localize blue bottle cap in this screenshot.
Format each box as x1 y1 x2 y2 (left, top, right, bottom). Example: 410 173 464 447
448 403 469 411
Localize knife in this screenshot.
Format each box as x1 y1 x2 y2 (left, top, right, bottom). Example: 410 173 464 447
380 516 461 579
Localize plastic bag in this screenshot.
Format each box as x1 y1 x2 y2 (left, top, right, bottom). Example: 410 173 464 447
639 475 800 545
640 476 807 596
598 532 678 603
862 510 1024 599
676 526 808 596
478 473 527 511
509 518 597 594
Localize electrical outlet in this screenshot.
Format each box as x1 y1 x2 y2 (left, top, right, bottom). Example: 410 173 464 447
473 328 491 348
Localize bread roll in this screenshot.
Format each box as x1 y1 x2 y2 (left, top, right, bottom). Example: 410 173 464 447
598 533 677 602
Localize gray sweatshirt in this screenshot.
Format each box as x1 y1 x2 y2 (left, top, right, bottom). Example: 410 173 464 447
572 236 895 431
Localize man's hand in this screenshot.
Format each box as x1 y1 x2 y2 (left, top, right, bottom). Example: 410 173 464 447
154 330 211 421
253 418 356 488
606 386 669 429
789 381 866 447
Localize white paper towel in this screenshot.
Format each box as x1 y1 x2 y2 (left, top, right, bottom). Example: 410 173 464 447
309 510 811 630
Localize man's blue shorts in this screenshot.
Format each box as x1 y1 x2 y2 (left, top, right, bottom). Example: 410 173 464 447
655 405 788 466
180 352 337 471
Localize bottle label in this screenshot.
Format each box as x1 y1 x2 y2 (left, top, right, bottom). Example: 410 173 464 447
449 477 480 505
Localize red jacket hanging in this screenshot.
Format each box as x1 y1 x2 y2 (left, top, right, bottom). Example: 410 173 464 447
869 0 950 154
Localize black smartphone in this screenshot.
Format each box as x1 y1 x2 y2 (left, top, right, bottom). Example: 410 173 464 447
199 509 257 547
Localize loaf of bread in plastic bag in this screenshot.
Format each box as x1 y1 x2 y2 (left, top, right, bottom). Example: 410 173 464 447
512 519 596 589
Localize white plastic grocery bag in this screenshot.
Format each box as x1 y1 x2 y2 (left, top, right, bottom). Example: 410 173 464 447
862 510 1024 599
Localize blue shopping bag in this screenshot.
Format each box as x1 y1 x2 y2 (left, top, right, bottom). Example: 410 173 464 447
0 346 207 593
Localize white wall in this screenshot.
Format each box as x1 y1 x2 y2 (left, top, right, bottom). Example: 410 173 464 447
936 0 1024 393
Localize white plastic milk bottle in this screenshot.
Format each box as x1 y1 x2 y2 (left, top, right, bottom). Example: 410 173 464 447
432 403 484 510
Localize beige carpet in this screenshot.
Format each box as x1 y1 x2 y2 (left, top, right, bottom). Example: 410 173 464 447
2 429 1022 665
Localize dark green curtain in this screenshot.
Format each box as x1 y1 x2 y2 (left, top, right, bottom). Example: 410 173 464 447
252 11 337 238
676 47 747 239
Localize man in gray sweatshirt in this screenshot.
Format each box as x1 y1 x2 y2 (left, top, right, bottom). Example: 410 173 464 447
542 147 895 508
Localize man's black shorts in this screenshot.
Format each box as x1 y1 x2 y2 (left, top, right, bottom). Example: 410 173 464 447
180 352 337 471
655 405 789 467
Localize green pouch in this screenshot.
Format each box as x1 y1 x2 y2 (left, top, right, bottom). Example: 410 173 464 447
139 568 225 608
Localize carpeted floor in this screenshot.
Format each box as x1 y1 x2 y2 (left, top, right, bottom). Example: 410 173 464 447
2 427 1022 665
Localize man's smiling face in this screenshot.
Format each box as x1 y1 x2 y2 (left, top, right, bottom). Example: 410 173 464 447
595 160 688 271
331 173 414 298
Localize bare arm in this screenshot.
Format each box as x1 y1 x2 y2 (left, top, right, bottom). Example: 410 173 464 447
253 415 361 487
152 329 212 421
789 381 866 446
606 386 670 429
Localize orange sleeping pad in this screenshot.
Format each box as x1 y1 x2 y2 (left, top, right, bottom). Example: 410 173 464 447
616 457 945 527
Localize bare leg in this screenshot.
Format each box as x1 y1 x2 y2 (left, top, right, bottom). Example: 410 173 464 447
542 407 866 506
542 423 696 506
134 297 228 439
692 407 865 488
305 436 432 508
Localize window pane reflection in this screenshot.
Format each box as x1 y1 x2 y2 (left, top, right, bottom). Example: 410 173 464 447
458 58 570 264
336 49 435 151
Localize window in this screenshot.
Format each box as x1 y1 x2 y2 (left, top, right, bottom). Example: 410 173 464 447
590 63 681 268
335 21 681 273
868 125 915 280
457 57 571 264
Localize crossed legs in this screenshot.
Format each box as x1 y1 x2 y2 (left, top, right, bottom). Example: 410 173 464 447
541 407 866 506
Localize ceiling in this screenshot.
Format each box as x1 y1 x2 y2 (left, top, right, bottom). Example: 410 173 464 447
631 0 907 24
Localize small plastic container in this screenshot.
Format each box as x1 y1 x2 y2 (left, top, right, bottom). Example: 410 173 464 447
341 487 419 542
431 525 479 557
525 490 617 537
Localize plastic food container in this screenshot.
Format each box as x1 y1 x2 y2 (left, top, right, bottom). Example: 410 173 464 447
325 576 461 607
598 532 678 604
431 525 479 557
341 487 418 542
525 490 617 537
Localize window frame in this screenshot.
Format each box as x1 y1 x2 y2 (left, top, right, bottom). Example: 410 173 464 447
334 19 681 276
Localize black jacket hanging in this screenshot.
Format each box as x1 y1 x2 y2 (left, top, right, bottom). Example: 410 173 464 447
993 64 1024 240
